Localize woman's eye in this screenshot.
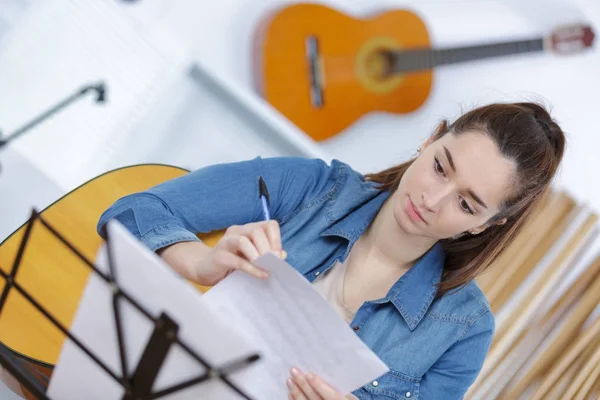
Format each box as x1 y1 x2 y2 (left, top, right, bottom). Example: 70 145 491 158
460 198 474 215
434 157 445 176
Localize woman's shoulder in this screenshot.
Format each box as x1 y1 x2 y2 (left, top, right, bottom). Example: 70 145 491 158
429 279 495 334
259 156 370 193
259 156 357 177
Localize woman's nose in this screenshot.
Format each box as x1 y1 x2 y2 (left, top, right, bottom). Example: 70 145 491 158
422 189 447 213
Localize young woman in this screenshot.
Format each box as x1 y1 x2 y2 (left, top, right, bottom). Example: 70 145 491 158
97 102 566 399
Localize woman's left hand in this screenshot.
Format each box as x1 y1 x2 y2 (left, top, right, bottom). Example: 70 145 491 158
287 367 347 400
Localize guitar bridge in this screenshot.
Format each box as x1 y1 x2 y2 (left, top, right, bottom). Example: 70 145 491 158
305 35 325 108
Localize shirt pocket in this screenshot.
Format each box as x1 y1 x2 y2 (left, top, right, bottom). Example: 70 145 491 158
362 370 421 400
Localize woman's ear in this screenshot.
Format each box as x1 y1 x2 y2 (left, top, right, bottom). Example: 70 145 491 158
469 226 487 235
469 217 507 235
493 217 507 226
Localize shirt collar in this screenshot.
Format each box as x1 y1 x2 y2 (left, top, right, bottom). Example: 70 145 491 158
320 180 445 331
320 180 389 242
385 242 445 330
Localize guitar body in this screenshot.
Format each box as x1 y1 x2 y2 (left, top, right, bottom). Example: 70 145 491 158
255 4 433 141
0 164 220 397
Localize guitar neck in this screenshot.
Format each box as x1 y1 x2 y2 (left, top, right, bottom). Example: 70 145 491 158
390 38 545 73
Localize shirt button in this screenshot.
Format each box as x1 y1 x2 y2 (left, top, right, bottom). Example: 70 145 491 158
372 380 378 387
353 326 360 331
315 271 320 276
406 392 411 397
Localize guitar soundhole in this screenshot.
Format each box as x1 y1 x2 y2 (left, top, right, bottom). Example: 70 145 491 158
364 49 394 80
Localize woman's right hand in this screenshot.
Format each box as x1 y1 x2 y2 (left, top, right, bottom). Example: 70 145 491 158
158 220 286 286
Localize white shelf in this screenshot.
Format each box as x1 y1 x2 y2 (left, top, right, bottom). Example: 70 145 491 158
188 60 332 162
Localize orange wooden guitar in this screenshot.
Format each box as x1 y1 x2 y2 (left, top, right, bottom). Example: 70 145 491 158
254 3 595 141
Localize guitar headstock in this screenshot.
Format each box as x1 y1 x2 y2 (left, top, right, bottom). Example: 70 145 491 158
547 24 595 54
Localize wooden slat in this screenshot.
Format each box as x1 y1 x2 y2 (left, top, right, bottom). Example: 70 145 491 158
561 339 600 400
489 201 582 347
476 208 597 387
573 356 600 400
483 192 574 309
476 190 563 293
513 301 600 398
544 350 591 400
489 195 577 311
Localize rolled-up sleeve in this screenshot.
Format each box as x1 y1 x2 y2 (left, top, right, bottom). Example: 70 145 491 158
96 156 336 252
419 310 495 399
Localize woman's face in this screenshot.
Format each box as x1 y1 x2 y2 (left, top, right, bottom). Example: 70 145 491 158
393 131 516 240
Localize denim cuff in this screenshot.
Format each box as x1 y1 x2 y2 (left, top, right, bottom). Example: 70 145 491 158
140 224 200 252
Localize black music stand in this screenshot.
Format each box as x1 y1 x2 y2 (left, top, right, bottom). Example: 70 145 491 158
0 209 260 399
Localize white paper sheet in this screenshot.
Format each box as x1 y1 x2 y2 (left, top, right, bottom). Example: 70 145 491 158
47 220 262 399
203 253 390 399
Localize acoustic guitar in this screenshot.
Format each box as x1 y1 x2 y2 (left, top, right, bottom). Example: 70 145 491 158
255 3 595 141
0 164 222 399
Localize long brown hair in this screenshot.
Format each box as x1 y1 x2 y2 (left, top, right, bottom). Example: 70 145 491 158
365 102 566 297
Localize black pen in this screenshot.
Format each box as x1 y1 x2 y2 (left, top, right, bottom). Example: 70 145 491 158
258 176 271 221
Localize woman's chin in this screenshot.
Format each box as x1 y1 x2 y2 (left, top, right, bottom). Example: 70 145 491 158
393 206 417 235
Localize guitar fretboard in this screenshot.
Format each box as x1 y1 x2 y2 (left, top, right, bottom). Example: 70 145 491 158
391 38 545 73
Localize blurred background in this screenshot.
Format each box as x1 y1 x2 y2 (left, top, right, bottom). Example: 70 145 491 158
0 0 599 399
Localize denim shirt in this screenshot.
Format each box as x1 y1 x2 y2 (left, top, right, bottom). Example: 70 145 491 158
97 156 495 399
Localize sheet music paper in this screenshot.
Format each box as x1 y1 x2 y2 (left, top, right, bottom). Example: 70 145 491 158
203 253 390 399
47 220 262 399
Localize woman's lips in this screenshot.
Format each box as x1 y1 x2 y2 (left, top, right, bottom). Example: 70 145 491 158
407 196 427 224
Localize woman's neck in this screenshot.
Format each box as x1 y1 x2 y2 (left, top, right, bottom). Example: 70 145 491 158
352 191 437 271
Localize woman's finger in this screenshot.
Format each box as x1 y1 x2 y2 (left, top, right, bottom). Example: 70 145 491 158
307 374 343 399
287 378 309 400
263 220 283 256
235 235 261 261
291 368 321 400
247 226 272 256
214 249 268 279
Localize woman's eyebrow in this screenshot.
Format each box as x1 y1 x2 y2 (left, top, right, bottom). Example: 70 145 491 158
444 146 488 209
467 189 488 209
443 146 456 172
